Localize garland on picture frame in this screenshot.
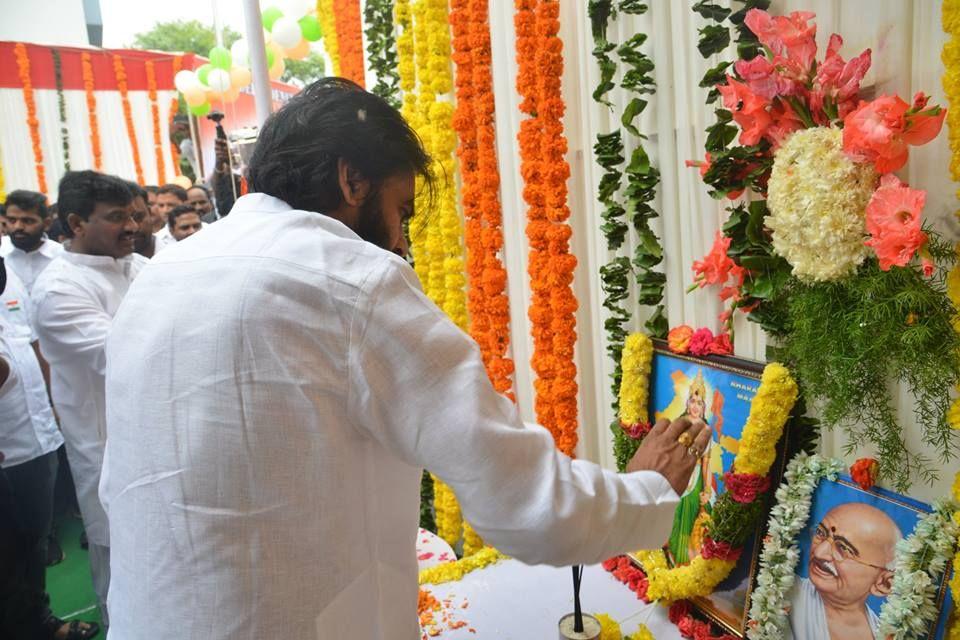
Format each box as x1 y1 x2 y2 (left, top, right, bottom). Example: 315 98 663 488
617 333 799 601
746 453 959 640
364 0 400 108
51 49 71 172
686 7 958 490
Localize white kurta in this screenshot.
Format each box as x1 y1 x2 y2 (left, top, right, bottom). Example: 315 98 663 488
31 250 146 547
0 236 65 293
787 576 880 640
101 194 680 640
1 262 35 342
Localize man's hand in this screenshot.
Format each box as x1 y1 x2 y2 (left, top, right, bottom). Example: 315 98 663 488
626 417 711 496
214 138 230 174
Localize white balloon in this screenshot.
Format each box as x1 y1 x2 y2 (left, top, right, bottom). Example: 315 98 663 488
230 39 249 67
206 68 232 93
270 16 302 49
280 0 313 19
174 70 201 93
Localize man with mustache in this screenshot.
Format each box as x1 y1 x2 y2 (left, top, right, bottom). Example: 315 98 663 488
788 502 902 640
0 190 64 293
31 171 147 629
127 182 157 259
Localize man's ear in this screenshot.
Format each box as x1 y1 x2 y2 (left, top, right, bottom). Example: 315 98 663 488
66 212 85 238
42 216 53 232
337 158 371 208
870 569 894 597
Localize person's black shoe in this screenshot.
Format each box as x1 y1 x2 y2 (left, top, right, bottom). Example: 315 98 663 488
79 531 87 550
46 534 65 566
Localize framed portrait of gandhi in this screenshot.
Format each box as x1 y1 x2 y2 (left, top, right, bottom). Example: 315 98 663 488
629 341 796 636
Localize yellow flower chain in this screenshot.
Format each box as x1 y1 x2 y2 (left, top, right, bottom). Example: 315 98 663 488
317 0 341 75
637 361 798 601
942 5 960 635
418 547 504 585
595 613 622 640
619 334 653 426
0 145 5 204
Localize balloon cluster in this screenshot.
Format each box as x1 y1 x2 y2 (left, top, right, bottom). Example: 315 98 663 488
174 0 322 116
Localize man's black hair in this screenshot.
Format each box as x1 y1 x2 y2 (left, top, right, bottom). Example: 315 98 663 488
247 77 433 216
3 190 49 219
187 184 211 198
124 181 148 202
168 204 198 228
144 185 159 195
57 171 133 238
157 184 188 201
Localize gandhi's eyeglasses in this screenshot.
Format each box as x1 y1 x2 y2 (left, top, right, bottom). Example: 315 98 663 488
812 523 887 570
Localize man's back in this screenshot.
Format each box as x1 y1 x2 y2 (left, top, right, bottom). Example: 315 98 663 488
102 194 422 638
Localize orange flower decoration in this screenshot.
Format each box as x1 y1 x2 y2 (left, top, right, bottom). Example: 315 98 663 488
113 55 144 184
668 325 694 354
843 93 947 174
145 61 167 185
693 232 737 288
850 458 879 491
81 52 104 171
865 174 929 271
169 55 183 176
515 0 579 456
14 43 47 193
333 0 366 87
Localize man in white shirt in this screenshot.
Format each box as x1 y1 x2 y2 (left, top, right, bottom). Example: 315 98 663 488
153 184 188 251
0 190 65 293
33 171 147 629
787 502 901 640
102 79 710 639
128 183 158 259
166 205 204 243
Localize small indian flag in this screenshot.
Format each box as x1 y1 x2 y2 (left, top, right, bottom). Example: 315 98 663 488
5 299 21 312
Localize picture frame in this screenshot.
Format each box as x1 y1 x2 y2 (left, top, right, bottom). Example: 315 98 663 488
629 339 797 637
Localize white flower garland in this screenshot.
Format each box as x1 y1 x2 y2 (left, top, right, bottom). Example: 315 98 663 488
878 498 960 640
746 453 844 640
747 454 960 640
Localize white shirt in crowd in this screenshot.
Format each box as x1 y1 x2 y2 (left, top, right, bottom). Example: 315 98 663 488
0 235 65 292
153 225 177 252
0 317 62 469
101 194 680 640
32 250 146 548
1 262 35 342
787 576 880 640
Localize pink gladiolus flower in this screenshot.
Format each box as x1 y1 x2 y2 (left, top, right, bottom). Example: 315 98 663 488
734 56 799 100
811 34 871 121
765 99 806 149
864 174 929 270
744 9 818 75
718 75 772 146
844 94 947 173
693 232 736 287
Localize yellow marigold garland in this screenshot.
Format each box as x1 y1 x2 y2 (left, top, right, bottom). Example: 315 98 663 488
637 361 798 601
317 0 341 76
618 334 653 426
418 547 504 585
0 144 6 203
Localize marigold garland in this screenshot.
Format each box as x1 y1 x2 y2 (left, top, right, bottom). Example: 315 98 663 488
80 52 103 171
317 0 341 76
0 145 6 203
52 49 71 172
515 0 580 457
145 61 167 185
615 333 653 470
418 547 504 585
168 55 183 177
14 43 47 194
331 0 364 86
113 55 144 185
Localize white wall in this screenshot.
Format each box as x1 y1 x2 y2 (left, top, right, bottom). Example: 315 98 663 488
0 0 90 47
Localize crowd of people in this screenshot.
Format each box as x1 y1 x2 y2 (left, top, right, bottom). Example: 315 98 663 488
0 165 235 639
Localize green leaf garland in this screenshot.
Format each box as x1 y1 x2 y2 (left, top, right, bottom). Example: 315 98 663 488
364 0 401 109
52 49 70 171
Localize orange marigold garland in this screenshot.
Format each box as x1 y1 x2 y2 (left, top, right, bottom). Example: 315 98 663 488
169 55 183 177
113 55 144 184
145 61 167 185
333 0 366 87
14 43 47 194
514 0 579 456
81 52 103 171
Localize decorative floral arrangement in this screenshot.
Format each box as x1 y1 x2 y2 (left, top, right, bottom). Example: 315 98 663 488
317 0 341 75
14 43 47 194
51 49 71 172
80 52 103 171
332 0 365 87
944 0 960 441
418 547 503 585
666 324 732 358
113 55 144 185
593 612 654 640
168 55 183 176
145 60 167 185
364 0 400 107
0 147 6 202
617 332 798 601
850 457 879 490
669 601 738 640
589 0 667 475
687 7 959 490
515 0 580 457
746 453 958 640
950 471 960 640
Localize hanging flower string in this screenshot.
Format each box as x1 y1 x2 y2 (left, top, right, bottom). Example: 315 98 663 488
317 0 341 75
14 43 47 194
169 55 183 177
81 51 103 171
51 49 71 172
0 144 6 203
332 0 364 86
515 0 580 457
145 60 166 185
364 0 400 107
113 55 144 184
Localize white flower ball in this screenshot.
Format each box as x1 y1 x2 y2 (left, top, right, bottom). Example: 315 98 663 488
767 127 878 282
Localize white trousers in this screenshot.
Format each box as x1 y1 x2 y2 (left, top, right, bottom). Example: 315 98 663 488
88 542 110 627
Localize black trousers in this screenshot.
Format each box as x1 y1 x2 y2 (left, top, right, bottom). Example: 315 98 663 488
0 449 59 639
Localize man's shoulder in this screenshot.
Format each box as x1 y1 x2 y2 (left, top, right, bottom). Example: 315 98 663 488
0 236 11 256
30 256 84 299
39 239 65 257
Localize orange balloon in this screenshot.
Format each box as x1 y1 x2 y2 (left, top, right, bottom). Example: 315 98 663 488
222 86 242 103
269 58 286 81
230 66 252 88
286 39 310 60
182 85 206 106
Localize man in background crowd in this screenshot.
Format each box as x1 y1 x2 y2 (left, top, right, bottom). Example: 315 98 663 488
187 185 218 223
32 171 148 628
1 191 65 293
128 183 157 260
143 186 161 232
167 205 204 243
153 185 188 251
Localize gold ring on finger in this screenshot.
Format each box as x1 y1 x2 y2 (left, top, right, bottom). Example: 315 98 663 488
677 432 694 448
687 445 703 458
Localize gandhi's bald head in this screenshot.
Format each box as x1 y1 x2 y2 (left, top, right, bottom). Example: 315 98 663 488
807 502 901 608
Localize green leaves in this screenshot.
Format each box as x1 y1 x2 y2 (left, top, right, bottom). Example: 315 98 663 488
698 24 731 57
693 1 732 22
364 0 400 107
